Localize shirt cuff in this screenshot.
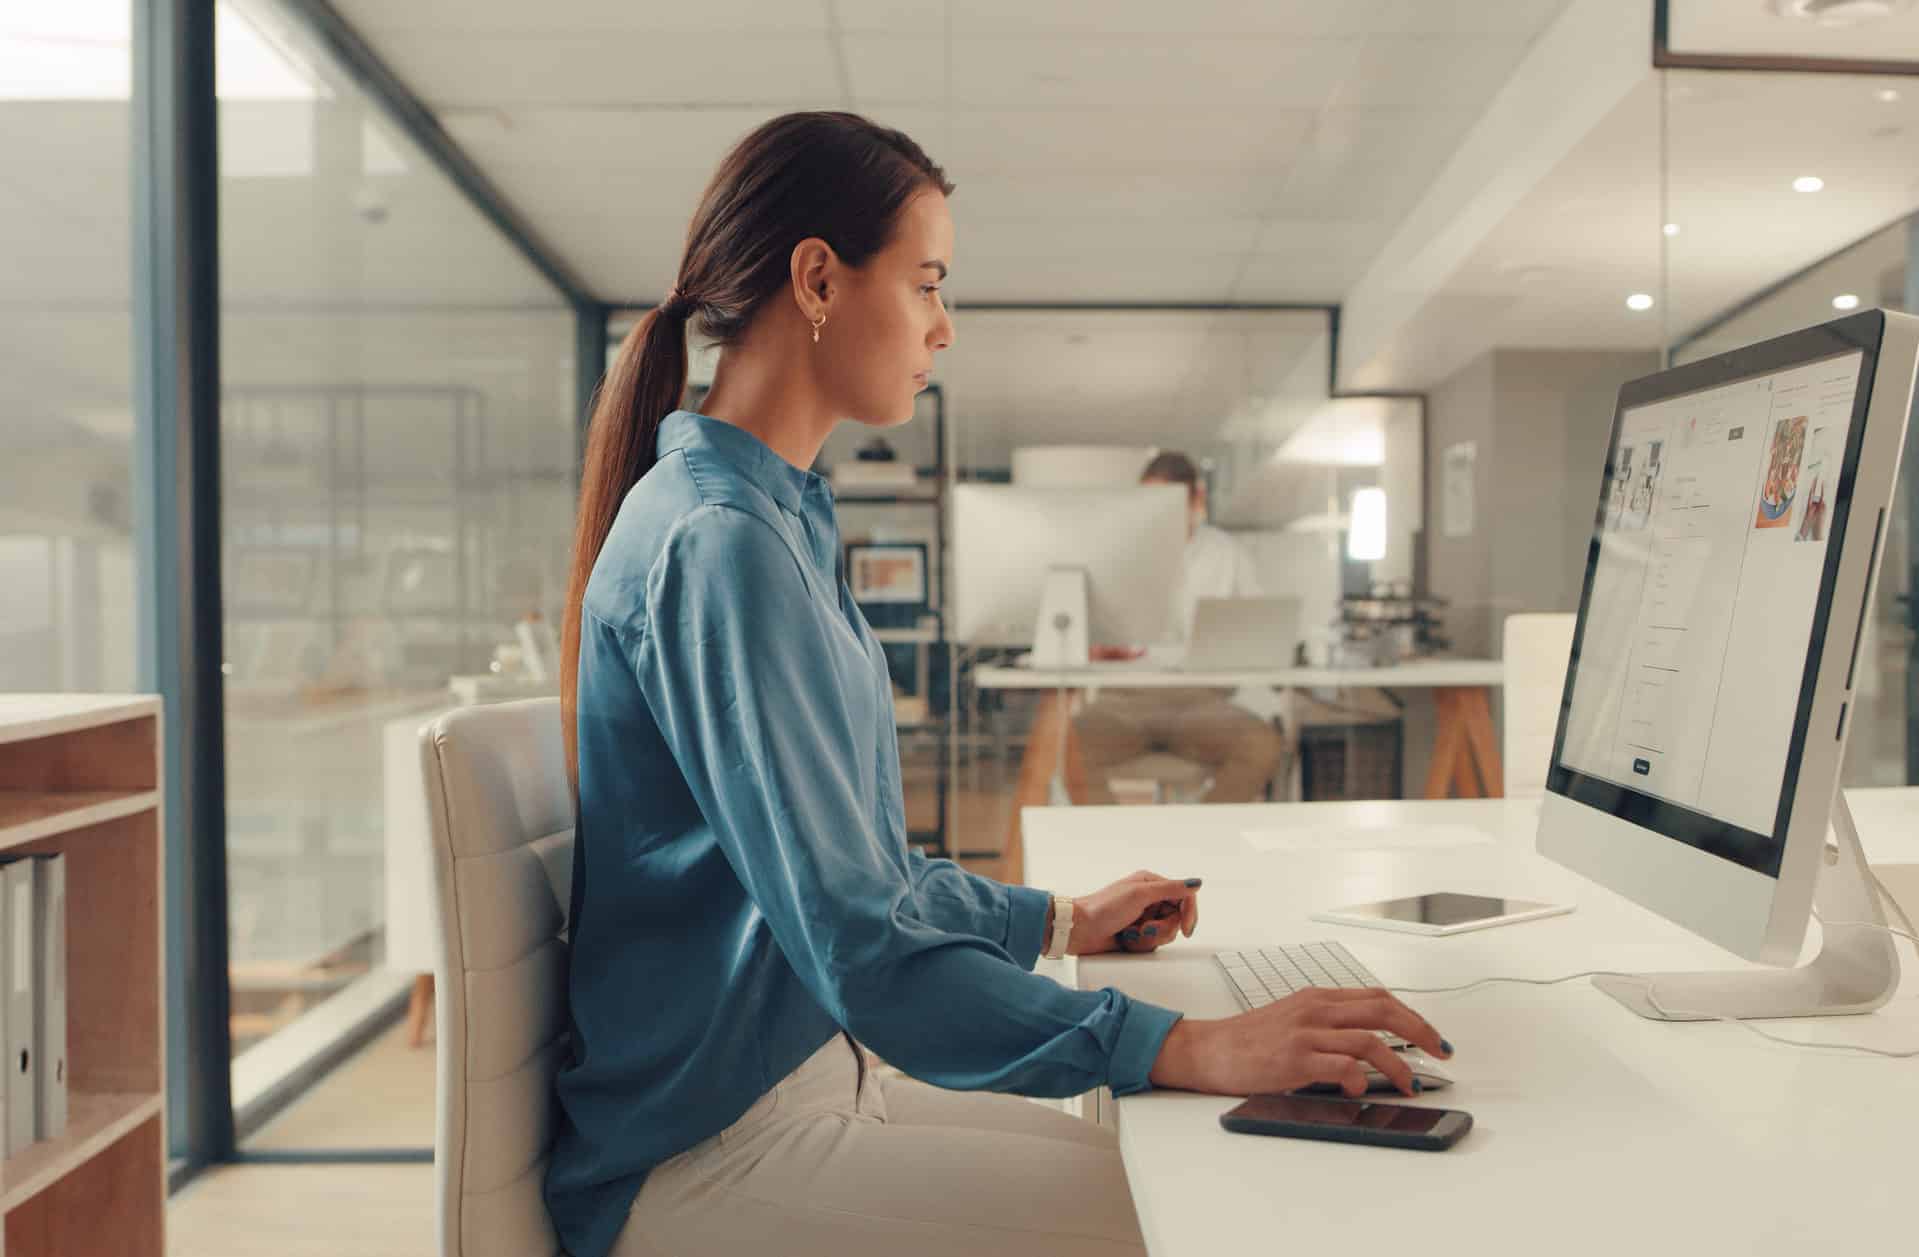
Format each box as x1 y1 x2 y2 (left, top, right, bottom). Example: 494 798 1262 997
1107 999 1184 1097
1005 884 1051 970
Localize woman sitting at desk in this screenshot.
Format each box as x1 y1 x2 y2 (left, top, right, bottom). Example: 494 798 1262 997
546 110 1450 1257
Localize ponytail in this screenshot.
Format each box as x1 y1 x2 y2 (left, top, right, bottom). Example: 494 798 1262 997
562 302 690 793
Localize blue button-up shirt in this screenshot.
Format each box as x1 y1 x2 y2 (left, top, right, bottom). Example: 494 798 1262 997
544 411 1183 1257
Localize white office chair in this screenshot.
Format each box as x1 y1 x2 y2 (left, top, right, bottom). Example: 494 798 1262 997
420 697 574 1257
1501 613 1577 799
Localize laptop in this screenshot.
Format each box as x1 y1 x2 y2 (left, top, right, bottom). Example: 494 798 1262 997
1179 597 1301 671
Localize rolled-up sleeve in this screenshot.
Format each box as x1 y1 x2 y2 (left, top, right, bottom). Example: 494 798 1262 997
633 504 1180 1097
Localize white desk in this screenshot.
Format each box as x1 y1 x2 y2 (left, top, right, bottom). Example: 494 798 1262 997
972 658 1504 691
1024 791 1919 1257
977 659 1506 879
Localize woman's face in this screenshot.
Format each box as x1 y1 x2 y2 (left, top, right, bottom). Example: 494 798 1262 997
818 188 956 427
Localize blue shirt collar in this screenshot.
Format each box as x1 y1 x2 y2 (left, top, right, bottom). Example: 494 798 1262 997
656 410 824 516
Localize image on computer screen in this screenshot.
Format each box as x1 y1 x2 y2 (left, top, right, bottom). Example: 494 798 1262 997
1556 351 1865 862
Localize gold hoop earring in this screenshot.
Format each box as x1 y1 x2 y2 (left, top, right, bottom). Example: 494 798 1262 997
811 313 826 344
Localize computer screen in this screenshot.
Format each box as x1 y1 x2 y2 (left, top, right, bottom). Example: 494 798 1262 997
1556 350 1867 873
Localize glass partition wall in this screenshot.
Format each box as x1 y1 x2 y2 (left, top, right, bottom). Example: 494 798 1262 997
216 0 575 1152
1661 62 1919 790
0 2 139 698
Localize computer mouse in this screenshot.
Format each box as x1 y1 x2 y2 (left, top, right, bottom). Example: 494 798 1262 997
1296 1048 1453 1096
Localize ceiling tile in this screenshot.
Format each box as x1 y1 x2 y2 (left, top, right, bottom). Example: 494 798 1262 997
954 171 1287 221
446 108 785 172
335 0 831 35
956 251 1251 303
955 216 1263 262
950 35 1363 110
366 31 840 106
841 0 1395 36
1371 0 1573 38
840 35 947 104
1330 36 1534 110
909 108 1314 175
831 0 947 33
1232 250 1371 302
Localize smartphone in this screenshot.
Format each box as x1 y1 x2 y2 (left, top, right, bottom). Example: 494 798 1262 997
1220 1093 1472 1151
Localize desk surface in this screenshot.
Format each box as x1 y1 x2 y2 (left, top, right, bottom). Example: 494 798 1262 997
1023 791 1919 1257
975 657 1504 690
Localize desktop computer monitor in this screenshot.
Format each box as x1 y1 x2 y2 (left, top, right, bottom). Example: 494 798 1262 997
951 484 1187 661
1539 309 1919 1022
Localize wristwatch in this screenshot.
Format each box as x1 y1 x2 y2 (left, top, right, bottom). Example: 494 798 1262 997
1043 895 1075 960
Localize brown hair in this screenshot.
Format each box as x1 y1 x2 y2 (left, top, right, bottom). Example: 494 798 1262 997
1142 450 1202 495
562 112 954 789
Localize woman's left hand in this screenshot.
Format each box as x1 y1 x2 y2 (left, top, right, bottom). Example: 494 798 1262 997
1066 870 1201 957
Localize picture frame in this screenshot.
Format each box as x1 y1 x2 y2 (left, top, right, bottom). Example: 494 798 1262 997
846 542 927 605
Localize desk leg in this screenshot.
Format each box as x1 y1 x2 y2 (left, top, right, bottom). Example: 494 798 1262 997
1423 689 1468 799
1460 686 1503 798
1424 686 1503 799
406 973 434 1049
1004 691 1087 886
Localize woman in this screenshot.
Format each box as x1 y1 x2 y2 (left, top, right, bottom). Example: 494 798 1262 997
546 111 1450 1257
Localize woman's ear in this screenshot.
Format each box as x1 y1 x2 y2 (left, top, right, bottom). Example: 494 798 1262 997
789 237 838 322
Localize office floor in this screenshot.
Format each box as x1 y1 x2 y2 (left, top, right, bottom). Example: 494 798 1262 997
244 1017 434 1150
168 1162 433 1257
169 1019 435 1255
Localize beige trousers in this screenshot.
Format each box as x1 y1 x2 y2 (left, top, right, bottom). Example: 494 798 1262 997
612 1036 1145 1257
1076 688 1289 805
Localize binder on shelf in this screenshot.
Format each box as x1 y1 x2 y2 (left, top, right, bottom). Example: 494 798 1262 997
32 855 66 1141
2 859 33 1155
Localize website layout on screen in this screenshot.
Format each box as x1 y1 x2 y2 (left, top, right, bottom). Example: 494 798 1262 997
1560 352 1863 839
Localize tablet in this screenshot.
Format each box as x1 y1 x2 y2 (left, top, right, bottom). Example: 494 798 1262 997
1309 892 1574 936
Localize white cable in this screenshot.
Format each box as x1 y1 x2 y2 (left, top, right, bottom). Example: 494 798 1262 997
1869 865 1919 942
1387 913 1919 1061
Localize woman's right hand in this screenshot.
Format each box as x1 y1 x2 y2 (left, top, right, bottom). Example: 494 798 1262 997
1147 988 1451 1098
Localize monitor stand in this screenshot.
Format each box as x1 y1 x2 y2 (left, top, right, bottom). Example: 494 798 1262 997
1594 794 1900 1021
1029 567 1089 668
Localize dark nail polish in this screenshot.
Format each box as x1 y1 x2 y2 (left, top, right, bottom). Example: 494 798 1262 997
1184 877 1203 888
1440 1039 1454 1056
1143 926 1158 938
1411 1079 1423 1093
1121 929 1140 942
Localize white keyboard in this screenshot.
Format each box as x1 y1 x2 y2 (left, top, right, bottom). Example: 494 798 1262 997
1214 940 1410 1049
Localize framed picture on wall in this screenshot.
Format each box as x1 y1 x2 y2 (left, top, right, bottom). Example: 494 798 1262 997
846 543 927 605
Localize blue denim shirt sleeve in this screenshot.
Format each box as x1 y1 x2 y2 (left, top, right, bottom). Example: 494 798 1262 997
633 504 1180 1097
905 849 1052 971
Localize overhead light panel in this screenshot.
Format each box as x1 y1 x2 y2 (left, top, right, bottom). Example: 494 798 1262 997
1793 175 1826 192
1626 293 1655 312
1663 222 1681 236
1833 294 1862 310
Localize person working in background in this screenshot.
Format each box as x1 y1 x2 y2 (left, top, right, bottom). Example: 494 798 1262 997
1075 452 1289 803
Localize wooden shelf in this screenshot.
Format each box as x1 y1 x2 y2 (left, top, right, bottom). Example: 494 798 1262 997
0 1092 162 1215
0 790 161 852
0 694 165 1254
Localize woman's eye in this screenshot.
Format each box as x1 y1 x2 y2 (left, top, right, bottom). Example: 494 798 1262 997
922 285 942 298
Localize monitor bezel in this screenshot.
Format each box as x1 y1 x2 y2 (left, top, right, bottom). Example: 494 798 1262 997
1545 310 1886 881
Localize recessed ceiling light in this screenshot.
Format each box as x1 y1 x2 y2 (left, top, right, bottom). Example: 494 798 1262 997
1793 175 1826 192
1663 222 1681 237
1833 293 1862 310
1878 87 1902 103
1626 293 1655 312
